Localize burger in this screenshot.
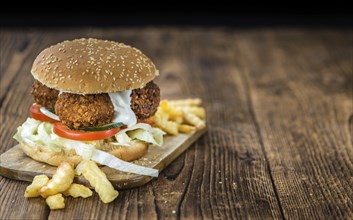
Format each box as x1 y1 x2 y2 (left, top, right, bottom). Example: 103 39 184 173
14 38 165 177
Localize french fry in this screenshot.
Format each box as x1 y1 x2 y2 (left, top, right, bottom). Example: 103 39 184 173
164 109 183 121
40 162 74 198
151 98 206 134
168 98 202 106
155 110 170 120
153 113 178 135
178 124 195 133
159 100 169 110
82 160 119 203
63 183 92 198
175 106 205 118
25 175 49 198
170 115 183 124
158 102 183 122
46 194 65 210
183 112 206 129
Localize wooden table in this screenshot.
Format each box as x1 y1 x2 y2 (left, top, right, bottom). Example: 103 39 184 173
1 28 352 219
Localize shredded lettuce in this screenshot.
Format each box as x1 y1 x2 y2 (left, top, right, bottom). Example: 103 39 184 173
37 122 62 152
115 123 165 146
14 118 41 143
14 118 162 177
14 118 102 154
91 149 158 177
50 134 100 160
14 118 47 148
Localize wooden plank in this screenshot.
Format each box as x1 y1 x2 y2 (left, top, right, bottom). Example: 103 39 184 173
0 33 50 220
0 32 44 103
46 185 159 220
167 29 283 219
236 29 353 219
0 176 48 220
0 128 206 189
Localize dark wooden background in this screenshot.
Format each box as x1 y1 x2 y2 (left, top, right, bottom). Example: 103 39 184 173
0 27 352 219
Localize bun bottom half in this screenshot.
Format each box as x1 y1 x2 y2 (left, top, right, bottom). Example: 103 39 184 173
20 141 148 167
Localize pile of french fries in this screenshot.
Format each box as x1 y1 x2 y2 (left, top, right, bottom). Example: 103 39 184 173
25 161 117 210
152 98 206 135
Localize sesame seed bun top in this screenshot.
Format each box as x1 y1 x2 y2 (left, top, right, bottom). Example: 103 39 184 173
31 38 159 94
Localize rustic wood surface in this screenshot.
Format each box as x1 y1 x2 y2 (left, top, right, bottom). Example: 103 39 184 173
0 28 352 219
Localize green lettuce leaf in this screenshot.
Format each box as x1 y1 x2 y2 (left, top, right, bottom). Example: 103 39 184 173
115 123 165 146
14 118 102 155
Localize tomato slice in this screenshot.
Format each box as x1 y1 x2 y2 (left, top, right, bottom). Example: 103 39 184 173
30 104 60 123
53 122 121 141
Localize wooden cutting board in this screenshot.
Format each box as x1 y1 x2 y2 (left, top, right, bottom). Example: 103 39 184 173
0 128 206 189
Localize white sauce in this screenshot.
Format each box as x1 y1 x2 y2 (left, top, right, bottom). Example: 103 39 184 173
40 107 60 121
108 90 137 127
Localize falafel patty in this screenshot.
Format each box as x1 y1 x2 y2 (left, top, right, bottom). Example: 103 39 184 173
54 81 160 130
55 93 114 129
131 81 160 119
31 80 59 110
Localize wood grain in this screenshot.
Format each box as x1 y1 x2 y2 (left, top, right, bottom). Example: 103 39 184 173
235 30 353 219
0 28 352 219
0 33 49 220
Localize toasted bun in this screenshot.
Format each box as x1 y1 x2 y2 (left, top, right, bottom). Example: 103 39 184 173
31 38 159 94
20 143 82 167
20 141 148 167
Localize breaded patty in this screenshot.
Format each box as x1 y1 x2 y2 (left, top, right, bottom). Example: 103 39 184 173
130 81 160 119
55 93 114 129
54 81 159 129
31 80 59 110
